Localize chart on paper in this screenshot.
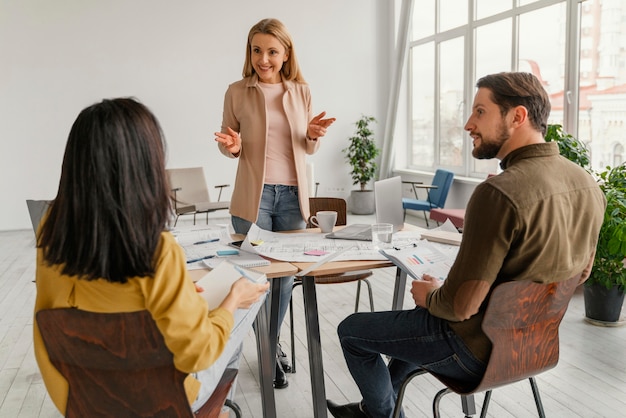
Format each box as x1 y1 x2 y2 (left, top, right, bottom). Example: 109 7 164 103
380 242 457 280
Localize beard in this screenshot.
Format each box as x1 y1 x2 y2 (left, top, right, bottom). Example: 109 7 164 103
471 119 510 159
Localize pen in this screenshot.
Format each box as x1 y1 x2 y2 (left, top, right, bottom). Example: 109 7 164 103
234 265 259 283
194 238 220 245
186 255 215 264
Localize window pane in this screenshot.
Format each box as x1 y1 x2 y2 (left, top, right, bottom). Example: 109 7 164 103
476 0 513 20
412 0 435 40
439 0 467 32
472 20 513 176
410 43 435 168
439 37 465 168
578 0 626 170
519 4 565 126
475 19 512 79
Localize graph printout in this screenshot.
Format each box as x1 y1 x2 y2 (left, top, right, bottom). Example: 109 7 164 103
380 242 456 280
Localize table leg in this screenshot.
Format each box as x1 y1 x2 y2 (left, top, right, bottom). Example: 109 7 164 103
254 277 282 418
391 267 408 310
301 275 327 418
254 299 275 418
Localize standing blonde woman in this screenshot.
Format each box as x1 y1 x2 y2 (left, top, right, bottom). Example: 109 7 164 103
215 18 335 388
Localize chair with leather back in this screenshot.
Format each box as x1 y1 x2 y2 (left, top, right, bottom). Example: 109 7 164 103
166 167 230 226
402 169 454 227
36 308 241 418
393 273 581 418
288 197 375 373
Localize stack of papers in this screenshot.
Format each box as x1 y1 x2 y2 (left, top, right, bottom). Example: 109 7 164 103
419 229 462 246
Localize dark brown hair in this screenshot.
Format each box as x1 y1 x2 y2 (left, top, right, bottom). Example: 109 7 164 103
38 98 172 283
476 72 551 136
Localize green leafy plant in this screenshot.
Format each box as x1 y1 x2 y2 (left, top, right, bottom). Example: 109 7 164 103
343 115 380 191
588 164 626 291
545 124 590 169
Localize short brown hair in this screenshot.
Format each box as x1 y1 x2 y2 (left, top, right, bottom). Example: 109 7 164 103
476 72 551 136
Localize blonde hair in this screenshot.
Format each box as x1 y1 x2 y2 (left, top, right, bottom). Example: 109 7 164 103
242 18 305 83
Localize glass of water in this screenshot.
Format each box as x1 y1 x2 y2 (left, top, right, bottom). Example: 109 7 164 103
371 223 393 250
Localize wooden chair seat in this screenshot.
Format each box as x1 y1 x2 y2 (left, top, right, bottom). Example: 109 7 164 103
36 309 240 418
393 274 581 418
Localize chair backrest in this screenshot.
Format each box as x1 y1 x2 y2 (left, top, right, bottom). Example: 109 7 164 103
36 309 195 418
167 167 212 206
428 169 454 208
26 199 51 235
440 274 581 395
307 197 347 228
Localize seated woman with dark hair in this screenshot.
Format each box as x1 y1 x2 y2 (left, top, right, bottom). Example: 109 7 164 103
33 97 269 418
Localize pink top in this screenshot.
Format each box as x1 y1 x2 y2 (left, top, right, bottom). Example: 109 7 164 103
258 82 297 186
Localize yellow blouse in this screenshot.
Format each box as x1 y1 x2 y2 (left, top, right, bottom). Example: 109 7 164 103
33 231 234 414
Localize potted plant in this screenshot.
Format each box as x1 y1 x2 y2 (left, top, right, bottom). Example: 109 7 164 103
343 115 380 215
545 124 590 169
545 125 626 324
584 163 626 325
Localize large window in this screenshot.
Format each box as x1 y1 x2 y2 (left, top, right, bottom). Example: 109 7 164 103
405 0 626 177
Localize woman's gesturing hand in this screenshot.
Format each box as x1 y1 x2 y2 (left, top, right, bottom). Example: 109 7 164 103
215 127 242 155
307 111 336 139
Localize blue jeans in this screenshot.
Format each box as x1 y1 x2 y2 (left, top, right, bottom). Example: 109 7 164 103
337 307 486 418
232 184 306 340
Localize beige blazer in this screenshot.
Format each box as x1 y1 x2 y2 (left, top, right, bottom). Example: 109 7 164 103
218 75 320 223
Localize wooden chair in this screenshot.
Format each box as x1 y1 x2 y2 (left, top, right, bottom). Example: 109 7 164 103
288 197 375 373
36 309 241 418
393 274 581 418
166 167 230 226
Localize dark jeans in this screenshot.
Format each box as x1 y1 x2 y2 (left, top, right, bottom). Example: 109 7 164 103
337 308 486 418
232 184 306 339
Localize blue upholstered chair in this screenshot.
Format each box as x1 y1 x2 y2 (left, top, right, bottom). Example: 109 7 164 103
402 169 454 227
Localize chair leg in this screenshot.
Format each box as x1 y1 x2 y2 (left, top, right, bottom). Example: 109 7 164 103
355 280 362 312
224 399 242 418
433 387 452 418
392 369 428 418
529 377 547 418
479 391 492 418
422 211 429 227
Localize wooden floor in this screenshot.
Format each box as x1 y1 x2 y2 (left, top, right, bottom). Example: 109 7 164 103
1 213 625 417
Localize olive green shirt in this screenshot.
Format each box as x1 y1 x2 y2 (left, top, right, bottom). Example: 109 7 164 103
427 142 606 362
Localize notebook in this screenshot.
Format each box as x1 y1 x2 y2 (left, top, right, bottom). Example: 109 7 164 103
195 260 267 308
325 176 405 241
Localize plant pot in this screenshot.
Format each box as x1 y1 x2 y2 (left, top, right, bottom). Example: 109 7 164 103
349 190 375 215
583 282 625 326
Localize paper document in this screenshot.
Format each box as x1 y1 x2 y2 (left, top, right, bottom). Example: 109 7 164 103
380 241 457 280
194 260 267 309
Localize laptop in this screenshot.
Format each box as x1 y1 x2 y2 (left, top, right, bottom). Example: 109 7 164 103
326 176 405 241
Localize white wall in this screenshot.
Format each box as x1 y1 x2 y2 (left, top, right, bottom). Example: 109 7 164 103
0 0 391 231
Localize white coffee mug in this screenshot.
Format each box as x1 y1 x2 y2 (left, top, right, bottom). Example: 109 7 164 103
310 211 338 233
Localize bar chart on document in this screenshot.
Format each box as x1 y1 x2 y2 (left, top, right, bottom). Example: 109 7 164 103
380 242 457 281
